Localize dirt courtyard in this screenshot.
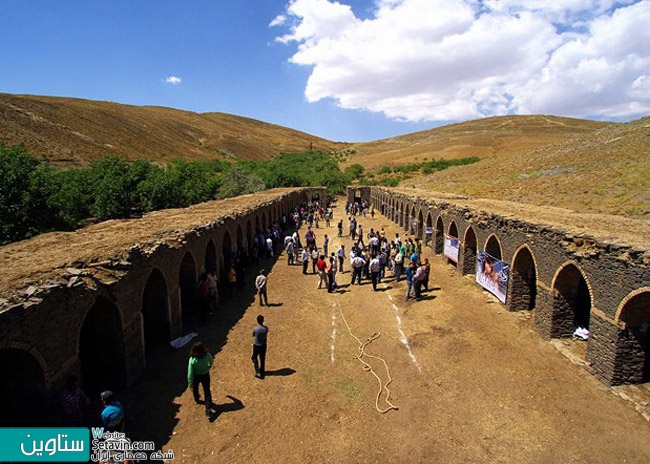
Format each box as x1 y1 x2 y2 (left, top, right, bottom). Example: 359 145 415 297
124 200 650 464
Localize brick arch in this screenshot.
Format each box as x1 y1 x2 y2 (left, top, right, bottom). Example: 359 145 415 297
549 261 593 338
461 225 478 275
446 221 460 268
507 245 538 311
435 216 444 255
611 288 650 383
180 251 199 325
484 234 503 260
425 212 434 248
141 267 170 360
79 295 127 393
417 209 425 240
236 223 246 251
205 239 217 276
0 345 49 426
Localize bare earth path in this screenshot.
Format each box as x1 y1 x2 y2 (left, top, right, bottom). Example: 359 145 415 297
127 200 650 464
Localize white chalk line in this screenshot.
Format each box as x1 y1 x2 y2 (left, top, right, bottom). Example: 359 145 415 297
330 304 338 363
386 284 421 372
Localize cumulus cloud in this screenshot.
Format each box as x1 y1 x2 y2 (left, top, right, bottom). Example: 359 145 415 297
164 75 182 85
272 0 650 122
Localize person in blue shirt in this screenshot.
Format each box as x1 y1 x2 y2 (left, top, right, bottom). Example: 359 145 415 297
100 390 124 432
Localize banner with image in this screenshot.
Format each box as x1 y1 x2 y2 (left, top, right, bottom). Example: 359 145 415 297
475 250 510 303
444 234 460 263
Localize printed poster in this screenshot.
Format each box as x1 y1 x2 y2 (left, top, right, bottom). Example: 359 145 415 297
444 234 460 263
476 250 509 303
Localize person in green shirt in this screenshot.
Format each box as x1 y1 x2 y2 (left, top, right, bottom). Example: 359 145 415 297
187 341 214 417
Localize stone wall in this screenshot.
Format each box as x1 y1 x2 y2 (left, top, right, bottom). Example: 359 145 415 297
360 186 650 387
0 187 324 426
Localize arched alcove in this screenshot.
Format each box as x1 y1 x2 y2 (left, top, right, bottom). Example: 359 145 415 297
435 217 444 255
447 222 459 267
485 234 502 260
616 291 650 383
0 348 47 426
142 268 170 359
180 252 198 325
461 226 478 275
79 296 126 394
508 246 538 311
552 264 592 338
205 239 217 275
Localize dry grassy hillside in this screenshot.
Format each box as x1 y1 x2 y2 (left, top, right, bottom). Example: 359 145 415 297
346 115 609 171
0 93 344 166
406 117 650 216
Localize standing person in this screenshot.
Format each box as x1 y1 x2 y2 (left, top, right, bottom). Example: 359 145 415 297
316 254 327 289
369 254 381 291
393 249 404 282
207 269 219 312
336 244 346 273
357 225 365 247
326 255 334 293
197 273 210 324
423 258 431 291
255 270 269 306
330 253 339 289
323 234 329 257
311 248 319 274
301 248 310 275
351 253 366 285
337 219 343 237
61 375 90 426
252 315 268 379
413 263 426 300
100 391 125 432
286 239 295 265
405 261 416 300
187 341 214 417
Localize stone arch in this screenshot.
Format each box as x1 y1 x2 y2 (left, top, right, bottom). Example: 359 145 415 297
404 205 411 232
141 268 170 359
447 221 459 267
180 251 198 325
246 219 253 251
222 230 233 266
255 216 261 235
262 211 268 232
425 213 433 248
205 239 217 275
435 216 444 255
410 205 417 234
236 224 245 252
79 296 127 394
417 209 424 240
550 262 593 338
484 234 502 260
0 347 48 426
461 226 478 275
613 289 650 383
507 245 538 311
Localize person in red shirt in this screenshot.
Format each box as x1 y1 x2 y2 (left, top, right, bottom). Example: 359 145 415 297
316 254 327 289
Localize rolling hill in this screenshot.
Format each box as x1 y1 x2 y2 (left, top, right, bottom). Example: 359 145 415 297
1 93 648 217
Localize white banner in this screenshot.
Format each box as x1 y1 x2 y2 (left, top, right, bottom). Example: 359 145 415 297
475 250 509 303
444 234 460 263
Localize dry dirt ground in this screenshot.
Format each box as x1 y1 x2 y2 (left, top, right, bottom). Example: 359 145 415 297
123 201 650 464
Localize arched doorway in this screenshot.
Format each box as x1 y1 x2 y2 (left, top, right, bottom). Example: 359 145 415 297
508 246 537 311
79 296 126 395
615 291 650 383
485 234 502 260
142 268 170 359
435 217 444 255
446 222 459 267
461 227 478 275
0 348 47 426
552 264 591 338
180 252 198 326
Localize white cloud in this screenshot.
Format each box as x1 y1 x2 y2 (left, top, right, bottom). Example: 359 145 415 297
273 0 650 122
164 75 182 85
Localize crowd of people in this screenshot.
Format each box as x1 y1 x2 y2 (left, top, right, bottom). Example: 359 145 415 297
282 199 434 301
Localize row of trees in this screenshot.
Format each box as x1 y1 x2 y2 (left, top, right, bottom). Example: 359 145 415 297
0 143 360 245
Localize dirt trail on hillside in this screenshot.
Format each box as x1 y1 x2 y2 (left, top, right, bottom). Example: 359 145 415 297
120 201 650 464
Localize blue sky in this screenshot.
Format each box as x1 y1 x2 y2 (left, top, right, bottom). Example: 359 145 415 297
1 1 648 142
